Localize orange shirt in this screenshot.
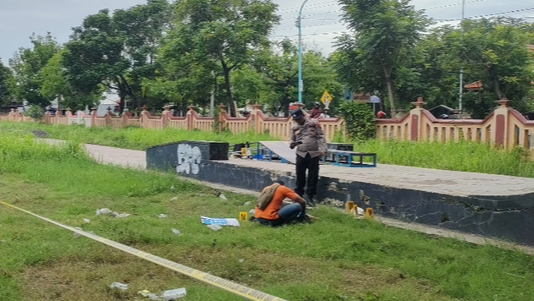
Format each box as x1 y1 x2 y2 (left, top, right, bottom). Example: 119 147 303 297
255 185 299 220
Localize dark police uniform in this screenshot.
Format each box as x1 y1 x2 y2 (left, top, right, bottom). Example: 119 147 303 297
290 110 328 202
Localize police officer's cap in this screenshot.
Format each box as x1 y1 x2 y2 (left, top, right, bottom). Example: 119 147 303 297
291 108 304 120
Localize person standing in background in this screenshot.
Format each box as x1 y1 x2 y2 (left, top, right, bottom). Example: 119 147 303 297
289 108 328 206
319 108 330 118
309 102 322 119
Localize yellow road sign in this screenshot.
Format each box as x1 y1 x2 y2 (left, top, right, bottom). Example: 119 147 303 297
321 91 332 104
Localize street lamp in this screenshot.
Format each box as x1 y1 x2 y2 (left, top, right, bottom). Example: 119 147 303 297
458 0 465 116
298 0 310 103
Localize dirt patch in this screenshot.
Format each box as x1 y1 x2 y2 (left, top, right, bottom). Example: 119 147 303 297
31 130 49 138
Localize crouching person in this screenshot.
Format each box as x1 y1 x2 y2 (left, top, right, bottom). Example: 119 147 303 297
254 180 308 227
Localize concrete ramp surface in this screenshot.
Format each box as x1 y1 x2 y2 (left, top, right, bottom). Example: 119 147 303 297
259 141 296 164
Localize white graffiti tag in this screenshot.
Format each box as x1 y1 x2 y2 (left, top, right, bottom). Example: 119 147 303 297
176 144 202 175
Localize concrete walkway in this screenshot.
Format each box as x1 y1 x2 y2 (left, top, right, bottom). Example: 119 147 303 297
225 158 534 198
38 139 534 254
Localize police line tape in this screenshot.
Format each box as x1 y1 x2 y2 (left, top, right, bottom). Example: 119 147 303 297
0 201 287 301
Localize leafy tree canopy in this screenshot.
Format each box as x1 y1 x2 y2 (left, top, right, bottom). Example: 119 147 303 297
63 0 172 113
9 33 61 108
433 17 534 117
335 0 431 116
165 0 280 116
0 60 14 106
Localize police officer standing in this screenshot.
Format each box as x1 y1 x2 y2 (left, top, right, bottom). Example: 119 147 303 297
289 108 328 206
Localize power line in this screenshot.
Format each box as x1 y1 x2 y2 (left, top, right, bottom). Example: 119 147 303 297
274 31 349 39
272 4 534 44
313 1 336 35
276 20 340 32
434 6 534 22
275 0 484 27
277 1 336 15
425 0 488 11
277 0 487 17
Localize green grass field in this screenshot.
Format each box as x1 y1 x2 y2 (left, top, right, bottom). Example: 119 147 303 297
1 125 534 300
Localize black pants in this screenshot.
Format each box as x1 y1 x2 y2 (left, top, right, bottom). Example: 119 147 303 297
295 153 320 198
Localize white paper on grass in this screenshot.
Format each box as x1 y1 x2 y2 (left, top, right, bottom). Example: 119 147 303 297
161 287 187 300
200 216 240 227
110 282 128 291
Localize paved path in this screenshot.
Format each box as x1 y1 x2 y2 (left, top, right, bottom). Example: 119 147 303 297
225 157 534 198
41 139 146 169
37 139 534 254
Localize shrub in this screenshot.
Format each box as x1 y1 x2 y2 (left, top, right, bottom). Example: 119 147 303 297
339 101 375 140
23 105 45 121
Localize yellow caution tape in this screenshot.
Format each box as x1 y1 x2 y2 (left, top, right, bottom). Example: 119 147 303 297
0 201 287 301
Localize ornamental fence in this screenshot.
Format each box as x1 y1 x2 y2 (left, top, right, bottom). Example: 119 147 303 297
2 99 534 157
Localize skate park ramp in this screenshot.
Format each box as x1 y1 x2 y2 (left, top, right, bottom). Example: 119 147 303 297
258 141 296 164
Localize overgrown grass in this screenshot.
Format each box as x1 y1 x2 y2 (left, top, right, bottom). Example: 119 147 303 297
353 139 534 177
1 133 534 301
0 122 278 150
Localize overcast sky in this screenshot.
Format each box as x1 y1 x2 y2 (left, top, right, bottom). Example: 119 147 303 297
1 0 532 66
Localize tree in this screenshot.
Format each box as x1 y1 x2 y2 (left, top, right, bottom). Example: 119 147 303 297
9 33 61 108
335 0 431 116
113 0 172 110
250 39 299 114
0 60 14 106
250 39 342 115
167 0 280 116
231 65 267 107
143 58 214 115
438 18 534 117
63 9 130 112
63 1 172 113
41 51 101 111
403 25 460 109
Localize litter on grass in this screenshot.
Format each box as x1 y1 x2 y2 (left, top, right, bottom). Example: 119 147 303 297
73 227 94 239
201 216 240 227
137 288 187 300
96 208 112 215
110 282 128 291
206 224 222 231
96 208 130 218
112 212 130 218
138 290 159 300
162 288 187 300
73 227 83 238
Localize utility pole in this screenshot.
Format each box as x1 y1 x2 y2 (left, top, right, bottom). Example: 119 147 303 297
458 0 465 116
297 0 310 104
209 70 215 117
